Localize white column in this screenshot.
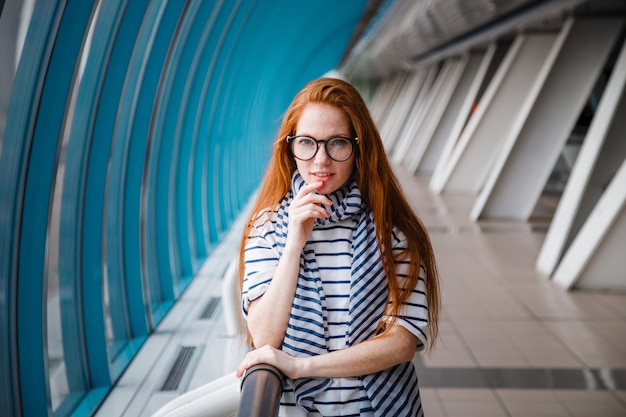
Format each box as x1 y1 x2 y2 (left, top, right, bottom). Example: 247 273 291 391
537 36 626 283
436 33 558 194
369 72 408 128
396 59 456 168
406 56 468 174
471 18 624 220
430 46 496 192
553 159 626 290
366 77 390 121
380 68 429 152
390 64 439 164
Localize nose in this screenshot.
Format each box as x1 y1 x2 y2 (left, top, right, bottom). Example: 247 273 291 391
313 142 332 163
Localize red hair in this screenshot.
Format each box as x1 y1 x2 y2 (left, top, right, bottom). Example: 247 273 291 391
238 78 440 350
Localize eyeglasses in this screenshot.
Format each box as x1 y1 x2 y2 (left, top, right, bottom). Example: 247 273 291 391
286 135 358 162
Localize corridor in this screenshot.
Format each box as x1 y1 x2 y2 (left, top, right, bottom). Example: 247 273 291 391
98 167 626 416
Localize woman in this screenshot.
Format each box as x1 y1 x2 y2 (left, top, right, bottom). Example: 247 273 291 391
236 77 440 417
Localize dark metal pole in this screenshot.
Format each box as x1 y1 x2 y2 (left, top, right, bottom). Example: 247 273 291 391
236 364 285 417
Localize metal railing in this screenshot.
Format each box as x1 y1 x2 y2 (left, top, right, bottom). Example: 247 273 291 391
236 364 285 417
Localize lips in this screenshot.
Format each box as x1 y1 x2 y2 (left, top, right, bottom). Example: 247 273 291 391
312 172 334 182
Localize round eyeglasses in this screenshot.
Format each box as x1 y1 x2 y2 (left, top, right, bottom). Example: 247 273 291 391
286 135 358 162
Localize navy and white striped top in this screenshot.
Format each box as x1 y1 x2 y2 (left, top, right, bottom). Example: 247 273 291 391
242 172 428 417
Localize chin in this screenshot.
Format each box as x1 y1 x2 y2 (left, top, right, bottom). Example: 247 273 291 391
318 183 339 195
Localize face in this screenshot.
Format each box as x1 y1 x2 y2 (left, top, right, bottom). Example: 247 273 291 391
293 103 356 195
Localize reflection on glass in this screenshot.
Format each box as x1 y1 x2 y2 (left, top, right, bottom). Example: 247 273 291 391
0 0 33 152
102 266 131 360
46 245 70 410
46 71 78 417
46 1 104 412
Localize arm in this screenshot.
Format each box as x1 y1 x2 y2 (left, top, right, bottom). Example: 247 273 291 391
236 324 417 379
244 243 302 348
245 182 331 348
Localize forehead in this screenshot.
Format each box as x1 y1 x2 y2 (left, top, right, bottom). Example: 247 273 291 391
295 103 350 136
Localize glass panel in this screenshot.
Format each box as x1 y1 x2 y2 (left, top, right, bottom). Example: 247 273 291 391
46 73 79 414
0 1 34 151
46 240 69 410
46 2 102 411
102 265 131 360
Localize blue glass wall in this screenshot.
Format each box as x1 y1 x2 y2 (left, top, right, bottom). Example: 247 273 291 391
0 0 367 415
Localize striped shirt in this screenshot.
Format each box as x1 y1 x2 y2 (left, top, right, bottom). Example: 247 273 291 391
242 172 428 417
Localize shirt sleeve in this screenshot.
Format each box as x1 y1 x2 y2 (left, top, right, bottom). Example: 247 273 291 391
241 223 281 320
384 229 429 351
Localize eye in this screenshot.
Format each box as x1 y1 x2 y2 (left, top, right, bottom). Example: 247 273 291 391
328 137 350 147
296 136 315 146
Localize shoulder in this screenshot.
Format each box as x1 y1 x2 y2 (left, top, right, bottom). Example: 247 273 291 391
248 208 277 238
250 207 275 227
391 227 407 249
249 193 292 238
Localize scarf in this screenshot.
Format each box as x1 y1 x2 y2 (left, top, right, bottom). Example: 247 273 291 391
274 172 420 416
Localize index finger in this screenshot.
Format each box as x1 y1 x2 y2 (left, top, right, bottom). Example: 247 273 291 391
297 181 324 196
296 182 332 205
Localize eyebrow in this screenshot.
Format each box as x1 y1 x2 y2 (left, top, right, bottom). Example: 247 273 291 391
293 133 353 139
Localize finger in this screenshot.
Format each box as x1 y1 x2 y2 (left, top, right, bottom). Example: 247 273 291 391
291 206 330 222
295 182 329 199
305 194 333 207
297 181 324 197
294 191 332 208
236 356 258 378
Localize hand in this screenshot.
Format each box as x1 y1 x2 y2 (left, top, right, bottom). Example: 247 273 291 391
286 182 332 250
236 345 302 379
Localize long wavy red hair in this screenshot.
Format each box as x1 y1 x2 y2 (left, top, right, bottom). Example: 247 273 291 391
238 77 440 350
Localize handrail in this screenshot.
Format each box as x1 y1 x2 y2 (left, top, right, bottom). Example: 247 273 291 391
236 364 285 417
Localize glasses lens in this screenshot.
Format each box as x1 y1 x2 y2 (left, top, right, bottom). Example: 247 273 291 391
290 136 354 161
326 137 353 161
292 136 317 160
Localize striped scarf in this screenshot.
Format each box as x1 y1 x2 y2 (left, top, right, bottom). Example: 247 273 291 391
278 172 421 416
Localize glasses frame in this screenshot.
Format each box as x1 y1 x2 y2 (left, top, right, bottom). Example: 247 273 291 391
286 135 359 162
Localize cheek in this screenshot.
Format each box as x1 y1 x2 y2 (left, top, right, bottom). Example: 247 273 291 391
294 158 307 174
347 158 356 175
340 160 356 183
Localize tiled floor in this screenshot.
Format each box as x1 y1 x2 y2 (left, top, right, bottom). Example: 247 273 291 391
101 167 626 416
395 167 626 416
